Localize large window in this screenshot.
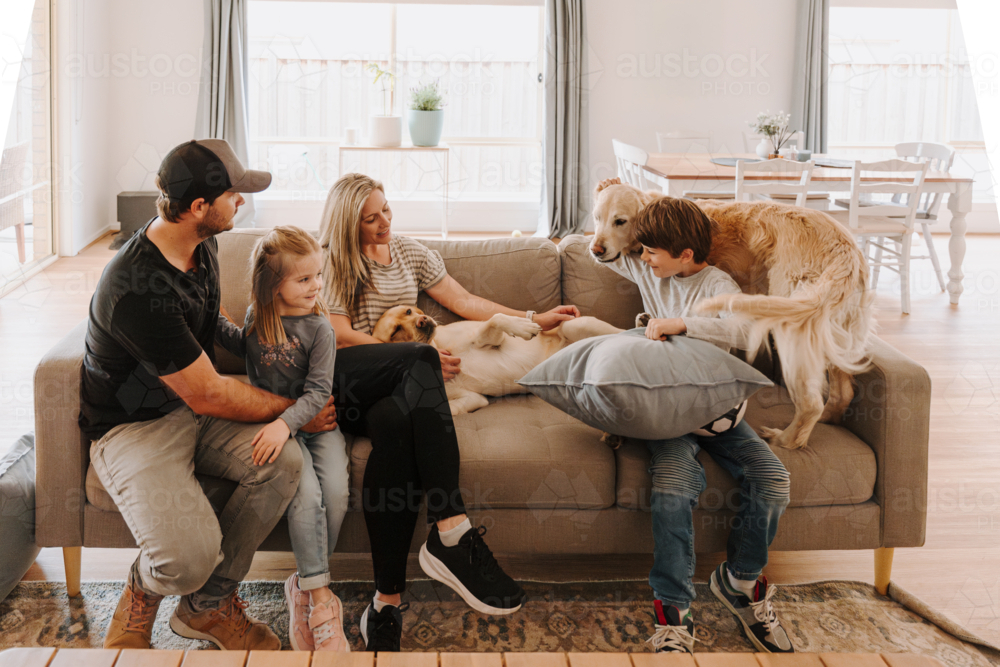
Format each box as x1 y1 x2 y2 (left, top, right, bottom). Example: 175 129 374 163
0 0 53 292
247 1 543 203
828 7 992 203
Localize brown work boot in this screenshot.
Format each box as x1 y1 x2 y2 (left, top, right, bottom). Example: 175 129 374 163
169 590 280 650
103 577 164 649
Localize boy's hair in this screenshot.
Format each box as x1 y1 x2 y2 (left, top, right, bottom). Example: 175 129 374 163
249 225 329 346
633 197 714 264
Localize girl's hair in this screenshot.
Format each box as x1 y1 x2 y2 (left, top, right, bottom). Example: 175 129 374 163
317 173 385 318
249 225 329 345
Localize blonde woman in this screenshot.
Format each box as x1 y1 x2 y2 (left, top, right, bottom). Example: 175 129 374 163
318 173 579 651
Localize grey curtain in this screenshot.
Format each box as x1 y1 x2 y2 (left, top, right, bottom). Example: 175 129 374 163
195 0 256 227
791 0 829 153
538 0 590 239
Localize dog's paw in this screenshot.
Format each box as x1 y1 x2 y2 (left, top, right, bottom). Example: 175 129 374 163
508 318 543 340
635 312 652 328
601 432 627 450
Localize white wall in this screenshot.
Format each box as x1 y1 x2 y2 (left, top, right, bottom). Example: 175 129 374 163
585 0 800 204
56 0 203 254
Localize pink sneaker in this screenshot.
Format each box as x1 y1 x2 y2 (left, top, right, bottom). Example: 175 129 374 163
284 573 314 651
309 593 350 652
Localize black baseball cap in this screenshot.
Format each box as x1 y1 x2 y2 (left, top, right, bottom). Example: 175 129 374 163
156 139 271 205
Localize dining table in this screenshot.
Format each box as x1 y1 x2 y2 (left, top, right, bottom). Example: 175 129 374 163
641 153 975 305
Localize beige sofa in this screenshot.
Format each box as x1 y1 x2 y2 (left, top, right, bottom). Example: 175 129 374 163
34 231 930 597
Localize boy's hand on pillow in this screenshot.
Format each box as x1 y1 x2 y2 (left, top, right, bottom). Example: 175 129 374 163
251 418 292 466
645 318 687 341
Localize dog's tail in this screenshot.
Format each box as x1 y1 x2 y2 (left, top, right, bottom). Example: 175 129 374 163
696 248 876 375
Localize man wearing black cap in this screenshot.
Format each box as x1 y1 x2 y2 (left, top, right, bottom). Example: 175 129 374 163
80 139 335 650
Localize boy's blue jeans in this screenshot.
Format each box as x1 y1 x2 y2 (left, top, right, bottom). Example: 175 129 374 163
632 421 790 609
288 428 351 591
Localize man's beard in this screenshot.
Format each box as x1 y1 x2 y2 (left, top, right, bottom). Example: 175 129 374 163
195 201 234 239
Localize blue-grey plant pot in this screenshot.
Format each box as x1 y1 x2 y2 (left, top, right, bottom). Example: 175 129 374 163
408 109 444 147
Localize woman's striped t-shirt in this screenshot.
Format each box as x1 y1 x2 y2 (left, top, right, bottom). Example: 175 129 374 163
324 234 447 335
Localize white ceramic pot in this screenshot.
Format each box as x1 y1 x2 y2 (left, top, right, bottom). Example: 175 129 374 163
369 115 402 147
755 138 771 159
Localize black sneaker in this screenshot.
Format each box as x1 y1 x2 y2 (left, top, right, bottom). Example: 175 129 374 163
710 562 794 653
418 524 526 615
359 601 408 652
647 600 696 654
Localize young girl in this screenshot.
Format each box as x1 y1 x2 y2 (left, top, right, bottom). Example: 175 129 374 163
217 225 351 652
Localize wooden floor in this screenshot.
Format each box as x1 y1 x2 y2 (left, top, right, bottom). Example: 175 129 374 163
3 231 1000 646
0 647 946 667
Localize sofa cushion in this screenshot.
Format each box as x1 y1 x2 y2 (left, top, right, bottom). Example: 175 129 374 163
85 395 617 514
416 237 562 325
615 385 877 510
519 328 772 440
350 395 617 511
557 235 643 330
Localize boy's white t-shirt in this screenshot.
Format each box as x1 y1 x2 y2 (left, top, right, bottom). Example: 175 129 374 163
604 252 750 351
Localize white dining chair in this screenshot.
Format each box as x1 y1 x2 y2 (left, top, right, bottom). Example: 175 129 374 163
735 158 815 208
892 142 954 291
612 139 653 190
826 159 929 314
655 131 712 153
831 142 954 291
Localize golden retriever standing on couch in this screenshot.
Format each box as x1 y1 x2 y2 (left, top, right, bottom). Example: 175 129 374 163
372 305 622 415
590 179 875 450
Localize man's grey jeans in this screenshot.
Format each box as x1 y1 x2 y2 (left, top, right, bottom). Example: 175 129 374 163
90 406 302 602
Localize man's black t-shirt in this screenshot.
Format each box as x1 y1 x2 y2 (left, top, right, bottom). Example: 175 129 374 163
79 220 221 440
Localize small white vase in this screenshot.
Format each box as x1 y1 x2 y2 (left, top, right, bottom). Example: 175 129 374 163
369 115 402 147
755 138 771 159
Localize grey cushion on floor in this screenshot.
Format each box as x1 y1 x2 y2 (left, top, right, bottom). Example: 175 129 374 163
518 328 772 440
1 432 41 601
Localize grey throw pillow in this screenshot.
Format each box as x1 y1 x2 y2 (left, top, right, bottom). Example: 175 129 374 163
0 432 40 602
518 329 772 440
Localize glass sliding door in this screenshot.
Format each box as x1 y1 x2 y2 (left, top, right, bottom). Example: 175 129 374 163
1 0 53 292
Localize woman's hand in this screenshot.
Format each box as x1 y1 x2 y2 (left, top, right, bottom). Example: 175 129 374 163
533 305 581 331
596 177 622 191
439 349 461 381
645 317 686 341
251 418 292 466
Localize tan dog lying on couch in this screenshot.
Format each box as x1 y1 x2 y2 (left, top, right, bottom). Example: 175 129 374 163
590 178 875 450
372 305 622 415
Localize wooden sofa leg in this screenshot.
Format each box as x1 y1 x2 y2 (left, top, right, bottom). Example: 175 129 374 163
63 547 82 598
874 547 894 595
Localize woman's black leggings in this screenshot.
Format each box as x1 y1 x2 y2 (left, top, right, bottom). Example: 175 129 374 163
332 342 466 594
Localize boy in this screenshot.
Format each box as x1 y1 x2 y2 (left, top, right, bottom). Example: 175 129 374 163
604 195 794 654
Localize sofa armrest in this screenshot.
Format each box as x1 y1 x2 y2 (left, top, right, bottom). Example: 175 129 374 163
842 336 930 549
34 320 89 547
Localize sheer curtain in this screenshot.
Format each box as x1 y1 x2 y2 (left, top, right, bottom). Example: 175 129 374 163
538 0 590 239
195 0 256 227
792 0 829 153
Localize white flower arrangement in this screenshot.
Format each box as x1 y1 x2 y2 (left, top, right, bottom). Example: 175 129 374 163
748 111 795 154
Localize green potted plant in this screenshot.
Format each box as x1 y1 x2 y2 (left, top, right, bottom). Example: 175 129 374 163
367 63 401 147
407 81 445 147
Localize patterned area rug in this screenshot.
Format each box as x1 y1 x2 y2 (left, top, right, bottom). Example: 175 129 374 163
1 579 998 666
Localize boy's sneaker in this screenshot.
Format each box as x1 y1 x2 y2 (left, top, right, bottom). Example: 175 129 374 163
710 562 794 653
646 600 696 654
419 525 526 615
360 601 407 652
